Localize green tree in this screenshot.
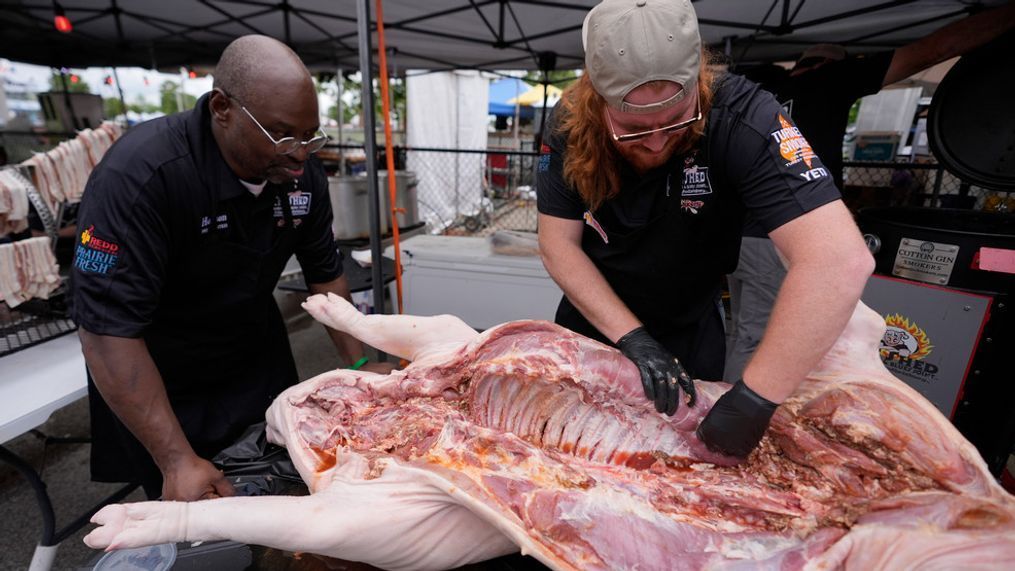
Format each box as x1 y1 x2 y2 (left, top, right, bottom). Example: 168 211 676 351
325 76 406 128
160 80 197 115
129 95 159 115
103 97 124 119
49 72 91 93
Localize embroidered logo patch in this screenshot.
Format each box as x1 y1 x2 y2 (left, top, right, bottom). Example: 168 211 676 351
274 191 312 218
770 114 817 169
681 199 705 214
538 143 551 172
74 225 120 275
681 166 712 196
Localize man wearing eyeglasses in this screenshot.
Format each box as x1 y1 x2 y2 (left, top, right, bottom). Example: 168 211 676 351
70 35 388 501
537 0 873 461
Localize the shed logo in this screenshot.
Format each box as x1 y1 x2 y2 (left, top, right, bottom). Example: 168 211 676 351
681 166 712 196
881 314 933 359
880 313 939 382
274 191 312 219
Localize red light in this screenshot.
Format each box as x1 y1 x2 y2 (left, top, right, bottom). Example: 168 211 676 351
54 14 72 33
105 75 113 85
53 1 72 33
70 74 79 84
188 70 197 79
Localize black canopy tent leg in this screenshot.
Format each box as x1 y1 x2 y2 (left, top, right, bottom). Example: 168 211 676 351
535 51 556 151
0 445 138 571
357 0 388 363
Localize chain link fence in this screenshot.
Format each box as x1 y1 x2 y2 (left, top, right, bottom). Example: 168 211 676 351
327 145 540 237
843 161 1013 213
333 149 1013 239
405 146 539 236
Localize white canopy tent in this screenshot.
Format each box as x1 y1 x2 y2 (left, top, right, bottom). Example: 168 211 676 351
405 70 489 231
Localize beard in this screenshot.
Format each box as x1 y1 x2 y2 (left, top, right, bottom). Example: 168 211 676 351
613 131 694 174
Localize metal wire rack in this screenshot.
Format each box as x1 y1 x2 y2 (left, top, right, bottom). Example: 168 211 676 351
0 289 76 358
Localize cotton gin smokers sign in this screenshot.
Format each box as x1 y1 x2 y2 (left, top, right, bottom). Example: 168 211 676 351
892 238 960 285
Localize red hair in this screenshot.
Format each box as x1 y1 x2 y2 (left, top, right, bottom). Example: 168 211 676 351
558 49 718 212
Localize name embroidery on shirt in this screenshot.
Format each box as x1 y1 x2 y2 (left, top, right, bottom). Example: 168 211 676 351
199 213 229 234
74 225 120 275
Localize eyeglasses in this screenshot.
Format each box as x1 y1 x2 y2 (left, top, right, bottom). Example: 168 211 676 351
224 92 329 156
606 99 702 144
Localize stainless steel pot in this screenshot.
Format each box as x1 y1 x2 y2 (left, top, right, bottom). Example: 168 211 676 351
328 171 419 239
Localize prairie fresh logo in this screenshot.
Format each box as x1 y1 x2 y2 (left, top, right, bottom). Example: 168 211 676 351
880 313 939 382
771 114 817 169
538 143 551 172
75 225 120 275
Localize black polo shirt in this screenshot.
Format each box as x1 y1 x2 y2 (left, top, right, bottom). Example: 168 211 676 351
71 94 344 486
70 93 342 338
537 73 840 333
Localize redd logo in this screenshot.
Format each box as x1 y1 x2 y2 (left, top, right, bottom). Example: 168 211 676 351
681 199 705 214
80 225 119 254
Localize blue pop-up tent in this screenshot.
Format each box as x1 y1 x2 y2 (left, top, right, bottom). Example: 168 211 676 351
489 77 535 119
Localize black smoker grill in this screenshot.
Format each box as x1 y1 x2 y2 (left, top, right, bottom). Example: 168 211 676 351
854 30 1015 475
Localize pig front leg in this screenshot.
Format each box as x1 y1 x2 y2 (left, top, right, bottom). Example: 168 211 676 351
302 292 479 362
85 483 517 571
84 496 332 554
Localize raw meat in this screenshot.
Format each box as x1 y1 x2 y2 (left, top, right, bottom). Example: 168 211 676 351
84 295 1015 570
0 168 30 235
0 237 60 307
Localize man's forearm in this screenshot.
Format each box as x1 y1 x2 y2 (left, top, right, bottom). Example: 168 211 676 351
540 240 640 343
885 2 1015 86
742 255 872 403
79 329 195 471
308 276 367 365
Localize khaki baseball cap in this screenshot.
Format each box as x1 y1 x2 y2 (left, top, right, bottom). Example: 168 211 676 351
582 0 701 114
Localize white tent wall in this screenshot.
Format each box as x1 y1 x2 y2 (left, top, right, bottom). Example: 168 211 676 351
406 70 489 232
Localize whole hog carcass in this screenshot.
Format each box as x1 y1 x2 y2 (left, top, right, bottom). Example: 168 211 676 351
85 294 1015 570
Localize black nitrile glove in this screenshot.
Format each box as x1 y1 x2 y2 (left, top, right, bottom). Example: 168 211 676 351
696 380 778 459
616 327 696 416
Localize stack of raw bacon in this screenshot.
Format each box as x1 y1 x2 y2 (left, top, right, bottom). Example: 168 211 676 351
21 121 122 211
0 168 31 235
0 236 60 308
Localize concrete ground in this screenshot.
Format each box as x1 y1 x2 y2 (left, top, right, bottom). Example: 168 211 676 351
0 290 347 571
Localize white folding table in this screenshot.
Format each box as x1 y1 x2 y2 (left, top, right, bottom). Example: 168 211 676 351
0 333 136 571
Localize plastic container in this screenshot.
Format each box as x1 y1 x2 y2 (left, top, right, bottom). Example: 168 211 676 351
93 543 177 571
